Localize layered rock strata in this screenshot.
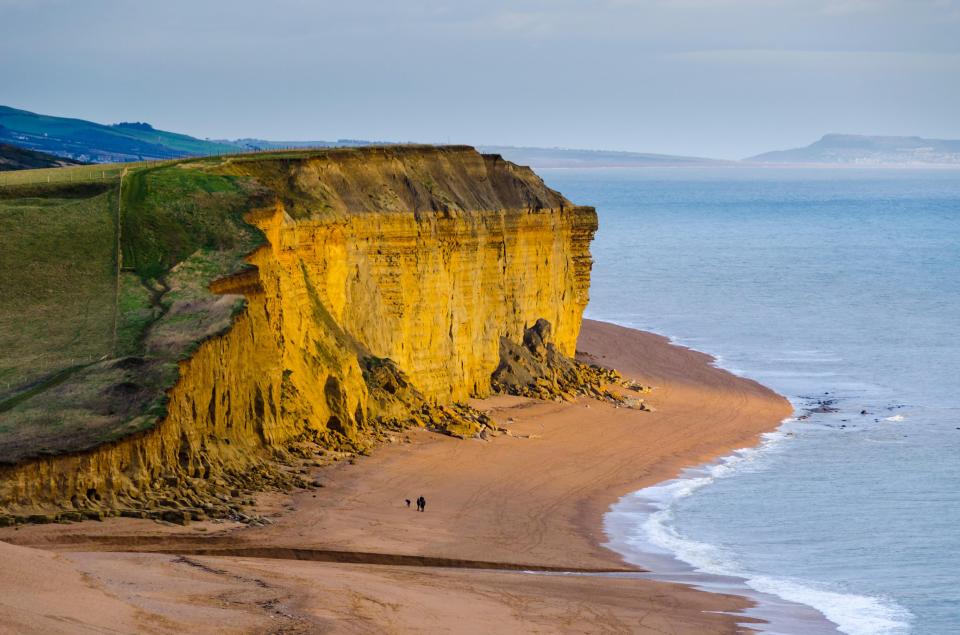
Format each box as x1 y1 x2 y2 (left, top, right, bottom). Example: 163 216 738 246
0 146 598 517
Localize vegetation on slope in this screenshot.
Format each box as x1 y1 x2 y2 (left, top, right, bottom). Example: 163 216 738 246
0 183 116 399
0 161 264 463
120 163 264 279
0 143 85 171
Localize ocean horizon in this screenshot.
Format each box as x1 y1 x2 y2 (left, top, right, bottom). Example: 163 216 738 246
541 166 960 635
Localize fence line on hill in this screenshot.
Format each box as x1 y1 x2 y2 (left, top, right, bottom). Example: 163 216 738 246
0 145 365 188
111 168 126 357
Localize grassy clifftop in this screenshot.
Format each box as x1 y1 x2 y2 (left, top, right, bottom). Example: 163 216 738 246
0 161 264 463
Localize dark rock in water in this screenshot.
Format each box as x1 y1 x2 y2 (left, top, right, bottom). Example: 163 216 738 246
805 397 839 414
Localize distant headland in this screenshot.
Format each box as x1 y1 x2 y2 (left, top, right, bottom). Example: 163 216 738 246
3 104 958 169
745 133 960 167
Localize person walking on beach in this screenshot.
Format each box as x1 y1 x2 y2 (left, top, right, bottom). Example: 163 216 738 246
416 496 426 512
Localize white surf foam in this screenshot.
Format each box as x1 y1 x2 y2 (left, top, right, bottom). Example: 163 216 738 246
747 576 913 635
609 434 914 635
590 315 914 633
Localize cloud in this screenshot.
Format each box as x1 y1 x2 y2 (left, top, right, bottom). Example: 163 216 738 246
1 0 957 156
488 11 557 35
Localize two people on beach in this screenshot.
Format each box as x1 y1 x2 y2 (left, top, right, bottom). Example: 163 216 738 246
404 496 426 511
406 496 426 512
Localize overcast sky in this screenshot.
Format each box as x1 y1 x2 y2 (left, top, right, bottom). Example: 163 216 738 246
1 0 958 158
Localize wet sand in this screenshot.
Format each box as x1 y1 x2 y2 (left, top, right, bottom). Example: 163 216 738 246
0 320 797 633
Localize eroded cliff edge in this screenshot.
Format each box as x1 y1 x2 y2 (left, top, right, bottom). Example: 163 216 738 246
0 146 598 518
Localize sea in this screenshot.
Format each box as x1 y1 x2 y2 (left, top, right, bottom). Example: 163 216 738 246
539 167 960 635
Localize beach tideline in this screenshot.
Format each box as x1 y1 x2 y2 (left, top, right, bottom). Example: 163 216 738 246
0 320 825 633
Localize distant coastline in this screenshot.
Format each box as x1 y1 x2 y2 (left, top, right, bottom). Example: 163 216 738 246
746 133 960 167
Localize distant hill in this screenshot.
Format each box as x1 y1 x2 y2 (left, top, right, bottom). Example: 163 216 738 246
0 105 241 163
477 145 726 168
748 134 960 166
0 143 84 171
0 104 728 168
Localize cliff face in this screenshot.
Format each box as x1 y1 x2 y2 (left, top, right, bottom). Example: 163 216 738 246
0 146 597 515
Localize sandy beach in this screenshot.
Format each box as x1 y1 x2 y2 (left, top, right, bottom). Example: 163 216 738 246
0 320 798 633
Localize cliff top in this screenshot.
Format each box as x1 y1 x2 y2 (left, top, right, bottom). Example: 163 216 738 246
0 145 583 465
216 144 574 219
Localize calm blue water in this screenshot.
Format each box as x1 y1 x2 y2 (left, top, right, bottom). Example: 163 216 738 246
540 168 960 635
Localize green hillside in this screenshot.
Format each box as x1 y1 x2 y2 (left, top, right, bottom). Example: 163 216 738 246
0 143 84 171
0 105 242 163
0 157 266 463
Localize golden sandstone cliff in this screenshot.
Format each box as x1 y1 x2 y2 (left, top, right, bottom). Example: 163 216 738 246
0 146 599 521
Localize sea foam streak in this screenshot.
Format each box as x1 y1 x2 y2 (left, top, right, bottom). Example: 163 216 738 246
607 430 914 635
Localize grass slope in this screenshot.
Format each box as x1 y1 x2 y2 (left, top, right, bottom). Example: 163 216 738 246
0 183 117 394
0 160 265 463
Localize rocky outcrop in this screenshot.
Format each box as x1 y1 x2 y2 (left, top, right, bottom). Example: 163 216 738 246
491 319 623 402
0 146 598 517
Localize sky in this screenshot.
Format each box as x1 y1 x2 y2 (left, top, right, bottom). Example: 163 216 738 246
1 0 959 159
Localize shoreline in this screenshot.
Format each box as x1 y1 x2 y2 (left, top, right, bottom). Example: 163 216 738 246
604 436 843 635
590 317 842 633
1 319 826 633
596 316 909 635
